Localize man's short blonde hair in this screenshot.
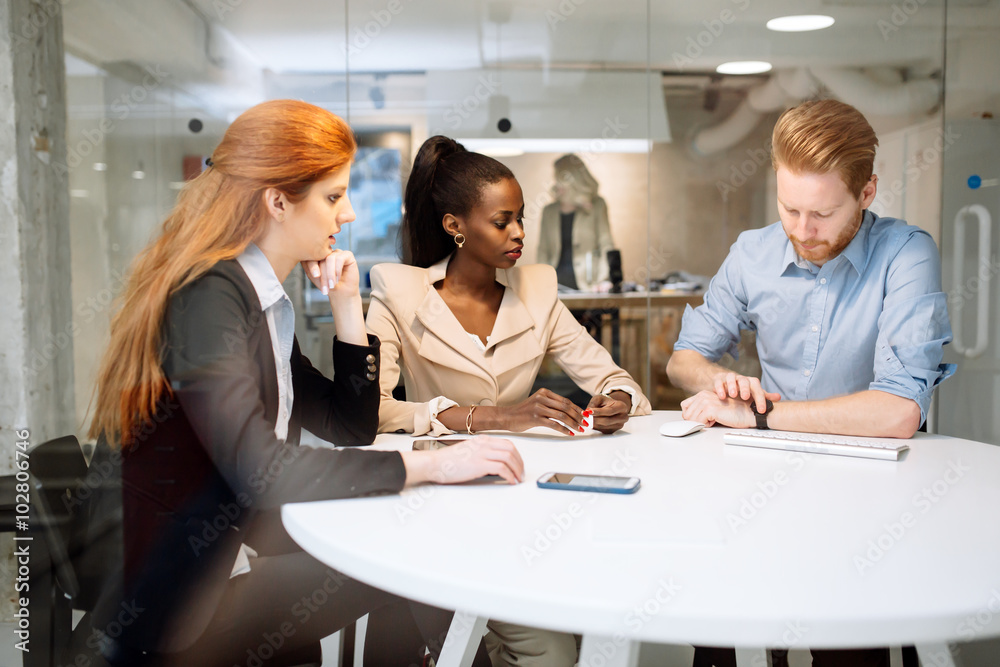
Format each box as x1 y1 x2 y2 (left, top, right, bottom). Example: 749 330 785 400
771 99 878 198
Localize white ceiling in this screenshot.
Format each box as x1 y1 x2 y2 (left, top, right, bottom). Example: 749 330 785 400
178 0 996 72
61 0 1000 120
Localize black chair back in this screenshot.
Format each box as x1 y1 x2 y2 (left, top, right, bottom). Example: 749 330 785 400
26 435 90 667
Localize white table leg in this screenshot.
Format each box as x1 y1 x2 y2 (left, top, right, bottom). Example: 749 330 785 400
734 648 770 667
435 612 488 667
353 614 368 667
916 644 958 667
577 635 639 667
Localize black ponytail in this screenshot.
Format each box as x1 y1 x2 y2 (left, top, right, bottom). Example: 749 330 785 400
401 135 515 267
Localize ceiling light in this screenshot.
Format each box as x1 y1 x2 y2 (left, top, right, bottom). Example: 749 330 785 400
131 170 146 180
456 138 652 154
766 15 835 32
476 146 525 158
92 162 107 171
716 61 773 75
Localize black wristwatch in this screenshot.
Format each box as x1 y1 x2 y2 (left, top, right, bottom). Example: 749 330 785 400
750 398 774 430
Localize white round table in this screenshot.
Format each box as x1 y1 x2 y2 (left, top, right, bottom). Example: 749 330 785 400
284 412 1000 667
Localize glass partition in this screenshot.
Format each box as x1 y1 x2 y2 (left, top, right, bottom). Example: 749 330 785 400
61 0 994 429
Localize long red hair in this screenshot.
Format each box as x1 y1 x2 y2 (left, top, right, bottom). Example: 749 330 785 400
89 100 357 448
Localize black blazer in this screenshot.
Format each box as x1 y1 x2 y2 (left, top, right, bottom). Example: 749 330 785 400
91 259 404 656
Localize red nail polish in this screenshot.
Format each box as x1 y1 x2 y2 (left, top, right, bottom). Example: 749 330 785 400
578 427 584 432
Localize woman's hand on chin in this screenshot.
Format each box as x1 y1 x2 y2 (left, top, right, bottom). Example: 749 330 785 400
301 249 360 299
302 251 367 345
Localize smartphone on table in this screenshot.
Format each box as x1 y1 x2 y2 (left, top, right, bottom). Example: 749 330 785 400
412 438 462 451
537 472 640 494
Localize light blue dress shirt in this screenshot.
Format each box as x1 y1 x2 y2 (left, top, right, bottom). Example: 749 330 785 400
236 243 295 442
675 211 955 423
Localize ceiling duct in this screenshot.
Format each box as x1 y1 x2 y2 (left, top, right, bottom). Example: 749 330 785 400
692 67 941 156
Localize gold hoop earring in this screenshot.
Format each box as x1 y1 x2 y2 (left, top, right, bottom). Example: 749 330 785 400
453 233 466 248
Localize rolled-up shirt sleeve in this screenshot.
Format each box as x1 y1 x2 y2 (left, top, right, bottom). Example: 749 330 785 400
674 243 751 362
870 230 956 423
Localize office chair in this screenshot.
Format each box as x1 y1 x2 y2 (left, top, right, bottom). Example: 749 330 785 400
1 470 16 532
26 434 322 667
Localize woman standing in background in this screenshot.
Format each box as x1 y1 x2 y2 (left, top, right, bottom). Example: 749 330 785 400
536 154 615 291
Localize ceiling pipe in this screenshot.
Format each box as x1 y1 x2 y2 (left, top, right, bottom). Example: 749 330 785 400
691 67 940 156
692 74 789 156
807 66 941 118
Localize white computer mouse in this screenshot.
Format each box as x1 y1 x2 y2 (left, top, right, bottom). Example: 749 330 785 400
659 420 706 437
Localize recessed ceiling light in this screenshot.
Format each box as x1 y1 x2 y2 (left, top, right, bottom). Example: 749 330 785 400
131 170 146 180
766 15 835 32
716 61 773 75
92 162 107 171
456 138 652 154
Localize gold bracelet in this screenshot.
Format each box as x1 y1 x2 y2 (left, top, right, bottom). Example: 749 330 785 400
466 405 478 434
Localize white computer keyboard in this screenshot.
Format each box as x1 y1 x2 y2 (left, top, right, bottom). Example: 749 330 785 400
722 429 910 461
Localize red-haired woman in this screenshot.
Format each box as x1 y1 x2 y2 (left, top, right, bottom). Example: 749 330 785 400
85 99 518 666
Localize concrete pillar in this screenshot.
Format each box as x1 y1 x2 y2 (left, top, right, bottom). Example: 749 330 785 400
0 0 73 621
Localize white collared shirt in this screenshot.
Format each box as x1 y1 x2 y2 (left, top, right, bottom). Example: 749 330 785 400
236 244 295 443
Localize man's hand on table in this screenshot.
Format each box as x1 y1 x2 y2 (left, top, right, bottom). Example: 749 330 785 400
681 389 780 429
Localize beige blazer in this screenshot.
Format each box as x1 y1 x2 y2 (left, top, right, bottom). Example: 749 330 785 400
366 255 651 435
536 196 614 290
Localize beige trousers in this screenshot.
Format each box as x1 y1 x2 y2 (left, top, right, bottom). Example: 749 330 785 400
484 619 579 667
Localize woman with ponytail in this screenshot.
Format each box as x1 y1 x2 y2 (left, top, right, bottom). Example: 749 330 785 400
86 101 518 666
365 136 652 666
